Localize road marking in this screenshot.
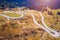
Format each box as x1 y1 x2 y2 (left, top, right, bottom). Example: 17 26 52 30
0 11 24 20
30 12 60 37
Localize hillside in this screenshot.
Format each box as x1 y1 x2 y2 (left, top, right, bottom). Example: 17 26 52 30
0 7 60 40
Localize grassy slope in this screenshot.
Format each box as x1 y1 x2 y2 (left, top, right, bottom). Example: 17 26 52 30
0 8 60 40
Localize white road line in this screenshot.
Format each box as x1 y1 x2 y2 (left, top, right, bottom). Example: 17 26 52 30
0 14 10 20
0 12 24 20
30 12 60 37
39 12 60 37
0 11 60 37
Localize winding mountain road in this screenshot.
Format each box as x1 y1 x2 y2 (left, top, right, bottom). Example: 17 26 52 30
30 11 60 37
0 11 60 37
0 11 24 20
